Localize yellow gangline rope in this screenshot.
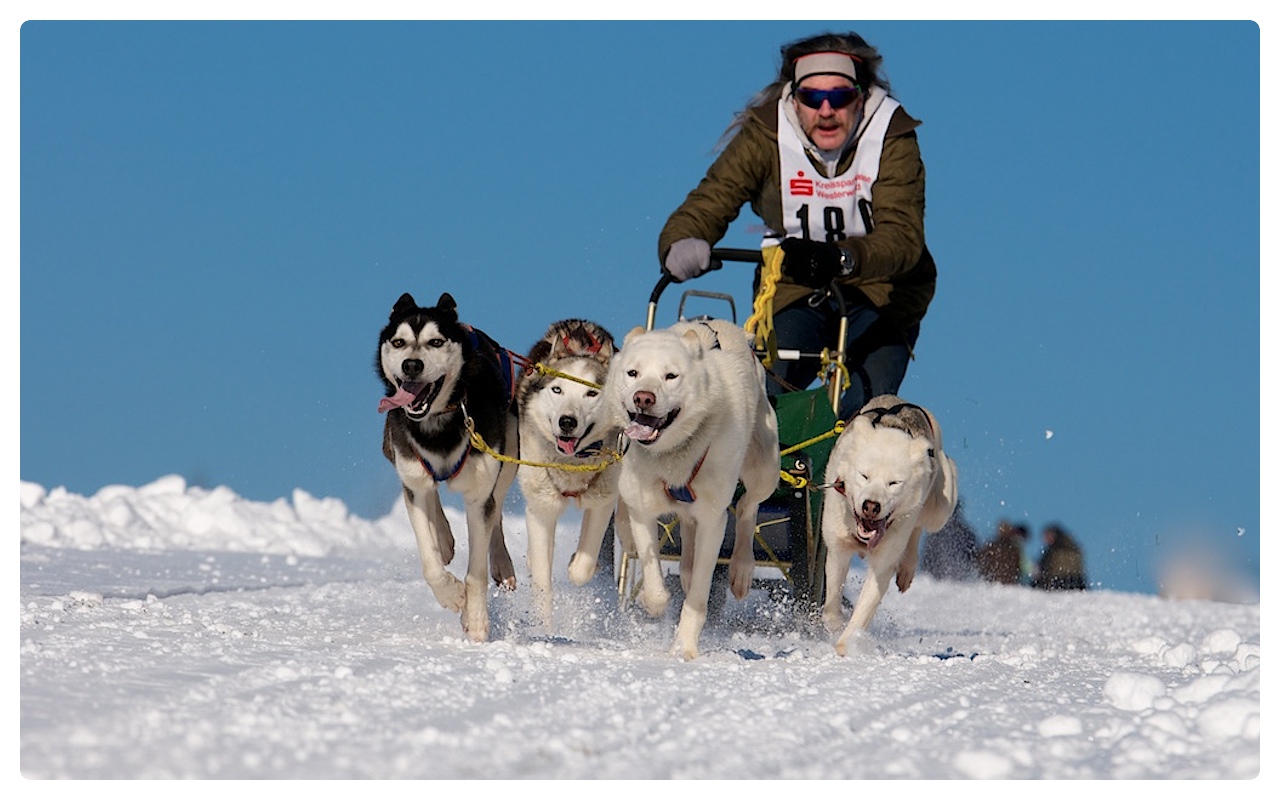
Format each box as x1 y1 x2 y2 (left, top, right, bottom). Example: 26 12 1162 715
527 362 602 391
466 418 622 472
743 245 784 368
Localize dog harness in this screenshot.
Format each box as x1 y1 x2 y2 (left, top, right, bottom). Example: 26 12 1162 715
663 448 709 503
462 324 519 409
856 401 936 456
418 447 469 483
830 401 935 493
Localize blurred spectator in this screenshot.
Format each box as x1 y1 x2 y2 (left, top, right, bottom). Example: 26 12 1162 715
977 520 1028 585
920 497 978 582
1032 523 1088 590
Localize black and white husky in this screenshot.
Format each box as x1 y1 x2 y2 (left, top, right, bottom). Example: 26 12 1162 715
377 292 520 642
515 320 633 629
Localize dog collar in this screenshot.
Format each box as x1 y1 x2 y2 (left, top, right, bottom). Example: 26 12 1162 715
560 467 603 501
663 448 709 504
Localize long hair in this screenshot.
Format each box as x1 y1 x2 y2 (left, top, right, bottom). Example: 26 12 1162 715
718 31 889 147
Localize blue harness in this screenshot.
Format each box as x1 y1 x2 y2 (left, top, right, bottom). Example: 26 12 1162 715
462 325 519 409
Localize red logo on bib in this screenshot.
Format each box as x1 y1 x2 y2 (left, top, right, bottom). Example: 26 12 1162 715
789 171 814 196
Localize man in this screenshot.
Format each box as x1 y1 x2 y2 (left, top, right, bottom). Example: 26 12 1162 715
659 31 937 419
978 521 1029 586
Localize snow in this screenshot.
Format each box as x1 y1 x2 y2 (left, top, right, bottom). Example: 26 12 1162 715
19 476 1263 781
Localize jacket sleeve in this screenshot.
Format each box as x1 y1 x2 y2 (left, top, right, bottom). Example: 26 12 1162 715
657 123 774 265
841 130 927 285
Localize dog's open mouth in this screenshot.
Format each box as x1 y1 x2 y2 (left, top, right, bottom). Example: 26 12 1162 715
854 514 889 550
378 377 444 419
623 409 679 444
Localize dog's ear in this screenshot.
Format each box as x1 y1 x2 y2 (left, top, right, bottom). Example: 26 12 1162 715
392 293 417 317
592 334 615 363
435 293 458 321
850 412 874 437
919 452 959 533
527 339 553 366
923 407 945 452
547 334 570 361
576 323 615 364
680 328 705 358
622 326 646 346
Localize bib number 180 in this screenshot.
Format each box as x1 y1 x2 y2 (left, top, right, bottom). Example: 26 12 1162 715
796 203 847 243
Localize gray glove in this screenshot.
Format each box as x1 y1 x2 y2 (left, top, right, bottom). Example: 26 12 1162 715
663 238 711 282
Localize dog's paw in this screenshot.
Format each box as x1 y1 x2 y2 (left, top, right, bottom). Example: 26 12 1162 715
639 584 671 618
671 607 706 660
728 553 754 600
896 563 917 593
490 554 516 588
495 575 517 592
835 629 875 658
567 553 598 586
669 639 700 661
460 587 490 642
461 609 490 643
822 609 845 635
429 574 466 612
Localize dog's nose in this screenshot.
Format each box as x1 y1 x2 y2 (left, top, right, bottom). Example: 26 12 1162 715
632 390 656 412
402 359 424 379
558 415 577 434
861 499 881 518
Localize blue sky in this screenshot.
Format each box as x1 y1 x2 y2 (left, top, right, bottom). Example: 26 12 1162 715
18 19 1262 597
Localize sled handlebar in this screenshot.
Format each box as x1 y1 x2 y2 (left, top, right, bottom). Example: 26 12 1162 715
650 248 765 306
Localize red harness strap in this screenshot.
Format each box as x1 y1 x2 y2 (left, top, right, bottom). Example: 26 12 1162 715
663 448 709 503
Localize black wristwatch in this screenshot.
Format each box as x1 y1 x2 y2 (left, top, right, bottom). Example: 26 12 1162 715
838 248 856 277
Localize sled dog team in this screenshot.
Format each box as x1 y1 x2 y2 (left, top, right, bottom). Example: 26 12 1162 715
377 292 958 659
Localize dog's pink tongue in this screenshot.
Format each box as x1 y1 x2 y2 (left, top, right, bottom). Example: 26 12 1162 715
624 421 659 442
556 437 579 455
859 518 888 550
624 412 664 443
378 383 423 413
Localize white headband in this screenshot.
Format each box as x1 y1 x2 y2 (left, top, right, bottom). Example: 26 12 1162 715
793 51 861 84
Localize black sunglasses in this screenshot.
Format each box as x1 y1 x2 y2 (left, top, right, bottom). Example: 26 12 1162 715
794 86 861 110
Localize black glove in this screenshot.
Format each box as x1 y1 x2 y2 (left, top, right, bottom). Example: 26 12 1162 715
780 238 851 288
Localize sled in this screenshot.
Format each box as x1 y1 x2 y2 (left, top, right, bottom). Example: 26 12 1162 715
612 248 851 619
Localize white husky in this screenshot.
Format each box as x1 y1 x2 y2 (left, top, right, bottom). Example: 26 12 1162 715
516 320 632 629
607 318 780 659
821 395 959 655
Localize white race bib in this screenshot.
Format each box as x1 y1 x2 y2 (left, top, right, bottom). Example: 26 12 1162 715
763 87 899 247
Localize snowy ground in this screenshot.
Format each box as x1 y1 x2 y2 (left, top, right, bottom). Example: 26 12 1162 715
19 476 1262 780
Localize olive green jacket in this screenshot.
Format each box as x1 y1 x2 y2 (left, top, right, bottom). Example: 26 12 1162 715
659 98 936 332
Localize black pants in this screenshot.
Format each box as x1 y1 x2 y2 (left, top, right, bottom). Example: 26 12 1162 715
766 294 919 421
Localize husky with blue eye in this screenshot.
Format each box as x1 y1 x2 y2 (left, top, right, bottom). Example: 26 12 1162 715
376 292 520 642
515 319 633 630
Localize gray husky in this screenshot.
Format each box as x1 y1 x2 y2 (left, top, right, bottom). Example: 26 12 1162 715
515 320 632 629
377 292 520 641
